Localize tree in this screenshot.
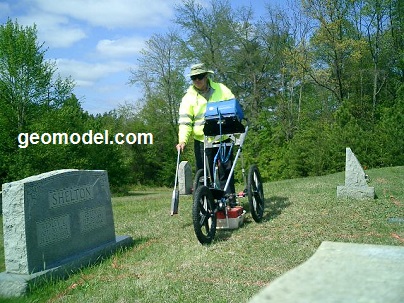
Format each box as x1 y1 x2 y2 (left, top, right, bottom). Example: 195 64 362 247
175 0 236 76
129 32 188 185
0 19 73 131
129 32 186 138
0 19 74 183
302 0 360 105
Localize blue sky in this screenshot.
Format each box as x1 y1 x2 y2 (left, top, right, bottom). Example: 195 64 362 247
0 0 285 115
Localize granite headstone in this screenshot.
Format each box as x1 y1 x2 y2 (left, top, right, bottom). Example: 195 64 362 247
0 169 133 297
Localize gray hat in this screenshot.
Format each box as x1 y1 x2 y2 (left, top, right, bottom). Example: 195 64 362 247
189 63 214 76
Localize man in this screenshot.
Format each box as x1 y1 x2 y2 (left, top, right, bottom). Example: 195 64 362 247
176 63 235 195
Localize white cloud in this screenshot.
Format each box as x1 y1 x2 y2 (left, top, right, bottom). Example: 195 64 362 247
2 0 180 114
74 79 140 115
96 36 145 58
18 13 87 48
6 0 177 49
55 58 131 87
34 0 176 29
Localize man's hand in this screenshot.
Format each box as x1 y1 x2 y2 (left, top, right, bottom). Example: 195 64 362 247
176 142 185 153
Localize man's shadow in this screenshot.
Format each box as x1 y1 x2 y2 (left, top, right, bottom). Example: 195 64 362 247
262 196 291 221
241 195 290 222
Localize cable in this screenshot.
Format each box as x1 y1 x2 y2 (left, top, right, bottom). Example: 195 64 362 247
212 109 234 188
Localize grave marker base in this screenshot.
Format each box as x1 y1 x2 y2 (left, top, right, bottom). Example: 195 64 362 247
0 235 133 297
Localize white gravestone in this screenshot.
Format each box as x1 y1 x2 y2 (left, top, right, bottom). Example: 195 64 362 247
337 148 375 199
178 161 192 195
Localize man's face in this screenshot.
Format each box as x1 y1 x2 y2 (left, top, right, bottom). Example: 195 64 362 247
191 73 207 90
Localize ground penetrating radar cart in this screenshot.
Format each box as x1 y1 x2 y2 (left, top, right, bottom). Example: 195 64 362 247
192 99 265 244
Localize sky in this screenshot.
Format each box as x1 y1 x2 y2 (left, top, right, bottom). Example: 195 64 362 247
0 0 285 115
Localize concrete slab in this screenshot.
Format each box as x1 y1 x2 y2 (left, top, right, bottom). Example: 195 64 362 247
249 241 404 303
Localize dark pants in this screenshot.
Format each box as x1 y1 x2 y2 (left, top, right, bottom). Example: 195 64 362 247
194 140 235 194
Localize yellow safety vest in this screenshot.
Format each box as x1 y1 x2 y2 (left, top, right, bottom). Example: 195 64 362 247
178 80 235 143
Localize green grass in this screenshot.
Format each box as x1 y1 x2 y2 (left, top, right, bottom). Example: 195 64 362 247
0 167 403 302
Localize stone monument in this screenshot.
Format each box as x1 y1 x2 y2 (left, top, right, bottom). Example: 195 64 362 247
337 147 375 199
0 169 133 297
178 161 192 195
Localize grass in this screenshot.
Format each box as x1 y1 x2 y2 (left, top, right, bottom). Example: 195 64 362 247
0 166 403 302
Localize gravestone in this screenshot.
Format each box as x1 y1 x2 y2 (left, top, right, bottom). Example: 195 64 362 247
337 147 375 199
0 190 2 215
178 161 192 195
0 169 133 297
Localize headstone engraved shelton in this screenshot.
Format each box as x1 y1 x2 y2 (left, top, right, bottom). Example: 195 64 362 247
0 169 133 297
337 147 375 200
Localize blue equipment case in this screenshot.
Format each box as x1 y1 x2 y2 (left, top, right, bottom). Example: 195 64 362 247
203 99 245 136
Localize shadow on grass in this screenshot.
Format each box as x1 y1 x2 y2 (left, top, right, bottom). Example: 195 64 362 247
263 196 291 221
215 230 234 242
23 237 138 296
215 197 291 242
132 236 152 247
188 196 291 244
124 192 159 197
242 196 290 222
181 222 193 229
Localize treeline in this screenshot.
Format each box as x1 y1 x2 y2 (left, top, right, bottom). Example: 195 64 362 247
1 0 403 191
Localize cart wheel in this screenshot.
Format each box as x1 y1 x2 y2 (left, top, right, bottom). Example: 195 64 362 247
192 185 216 244
193 169 204 197
247 164 265 222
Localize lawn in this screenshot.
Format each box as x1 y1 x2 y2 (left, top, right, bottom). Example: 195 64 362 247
0 166 403 302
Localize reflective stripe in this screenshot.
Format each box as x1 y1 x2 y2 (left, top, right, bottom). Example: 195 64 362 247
179 121 193 126
178 113 193 125
194 113 205 120
179 113 193 119
178 116 192 123
194 120 205 126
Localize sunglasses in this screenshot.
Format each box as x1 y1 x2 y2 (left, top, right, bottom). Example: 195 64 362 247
191 73 206 81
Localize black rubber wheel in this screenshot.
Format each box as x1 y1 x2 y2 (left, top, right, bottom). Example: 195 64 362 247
247 164 265 222
193 169 205 197
192 185 216 244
